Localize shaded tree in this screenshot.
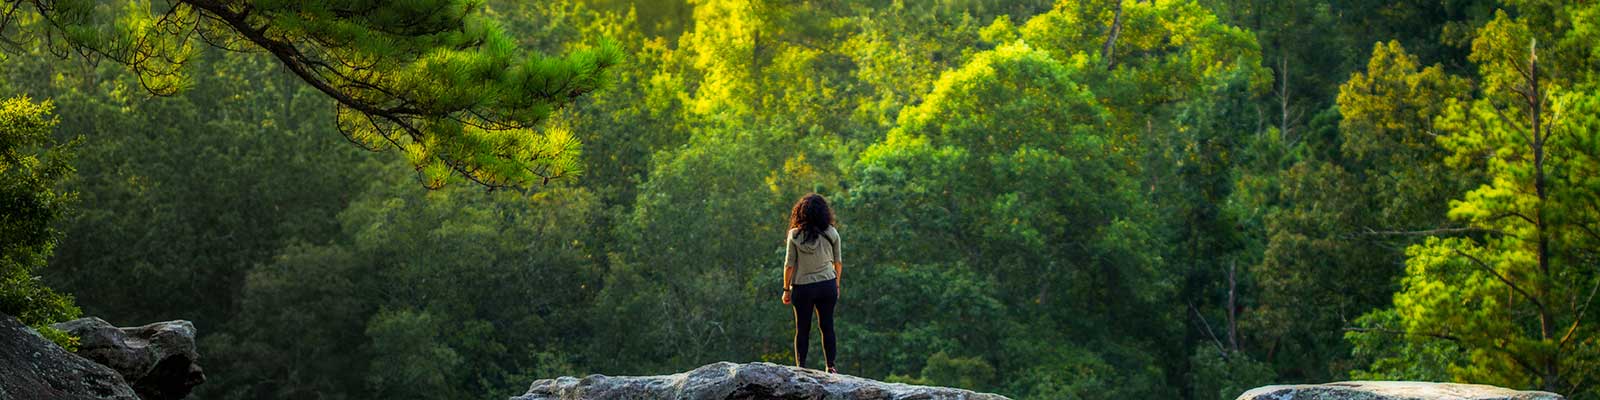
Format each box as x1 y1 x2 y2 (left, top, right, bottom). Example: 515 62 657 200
1 0 621 188
0 96 79 347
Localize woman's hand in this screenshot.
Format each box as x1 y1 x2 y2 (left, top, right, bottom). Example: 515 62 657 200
782 290 792 305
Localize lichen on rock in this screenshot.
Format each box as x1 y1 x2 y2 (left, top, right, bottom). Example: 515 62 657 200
0 313 138 400
514 361 1009 400
1237 381 1565 400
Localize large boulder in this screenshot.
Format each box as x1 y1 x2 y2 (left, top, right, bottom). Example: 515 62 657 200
1238 382 1565 400
513 361 1009 400
0 313 139 400
52 317 205 400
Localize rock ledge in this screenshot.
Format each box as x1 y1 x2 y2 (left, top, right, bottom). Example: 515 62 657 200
1238 381 1565 400
0 313 138 400
514 361 1009 400
52 317 205 400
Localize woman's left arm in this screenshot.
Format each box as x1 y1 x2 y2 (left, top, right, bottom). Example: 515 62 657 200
831 231 843 296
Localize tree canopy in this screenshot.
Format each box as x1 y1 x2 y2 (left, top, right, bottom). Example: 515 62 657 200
0 96 79 348
2 0 621 188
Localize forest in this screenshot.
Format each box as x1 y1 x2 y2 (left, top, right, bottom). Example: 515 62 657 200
1 0 1597 399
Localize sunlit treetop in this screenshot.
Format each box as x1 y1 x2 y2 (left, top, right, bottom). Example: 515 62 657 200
1018 0 1270 105
0 0 622 189
885 40 1105 155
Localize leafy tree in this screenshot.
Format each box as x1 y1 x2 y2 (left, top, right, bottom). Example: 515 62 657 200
1160 68 1279 398
1015 1 1274 394
848 41 1173 399
1017 0 1269 137
202 243 373 400
1188 346 1277 400
1345 309 1461 382
1335 41 1474 225
364 308 465 399
1351 7 1600 396
36 48 375 329
1201 0 1495 149
0 96 79 347
838 0 1053 136
1255 40 1472 380
590 123 818 374
850 263 1008 387
2 0 621 188
208 164 603 399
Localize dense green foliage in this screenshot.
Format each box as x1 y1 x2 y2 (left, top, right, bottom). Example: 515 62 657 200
1345 3 1600 393
2 0 620 188
0 96 80 348
2 0 1598 399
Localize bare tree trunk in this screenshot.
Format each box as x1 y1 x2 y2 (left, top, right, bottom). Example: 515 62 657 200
1525 39 1560 394
1102 0 1124 70
1227 259 1240 352
752 29 763 128
1279 56 1290 138
1190 302 1229 360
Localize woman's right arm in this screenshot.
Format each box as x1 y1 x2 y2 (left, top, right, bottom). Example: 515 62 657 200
782 264 795 304
784 263 795 289
782 232 796 304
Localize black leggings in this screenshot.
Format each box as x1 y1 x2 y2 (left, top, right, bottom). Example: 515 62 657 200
791 278 837 369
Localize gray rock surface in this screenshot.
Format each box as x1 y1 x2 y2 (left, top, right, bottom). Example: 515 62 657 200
514 362 1009 400
1238 381 1565 400
52 317 206 400
0 313 139 400
53 316 208 400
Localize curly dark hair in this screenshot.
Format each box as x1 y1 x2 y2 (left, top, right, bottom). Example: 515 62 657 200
789 193 835 244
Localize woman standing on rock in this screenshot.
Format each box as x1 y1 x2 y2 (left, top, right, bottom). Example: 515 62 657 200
782 193 842 373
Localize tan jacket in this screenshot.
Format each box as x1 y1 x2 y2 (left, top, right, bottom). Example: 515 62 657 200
786 226 840 285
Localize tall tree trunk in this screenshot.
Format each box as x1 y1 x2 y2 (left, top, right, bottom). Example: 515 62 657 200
1227 260 1240 352
1279 56 1290 138
1525 39 1559 394
1102 0 1124 70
